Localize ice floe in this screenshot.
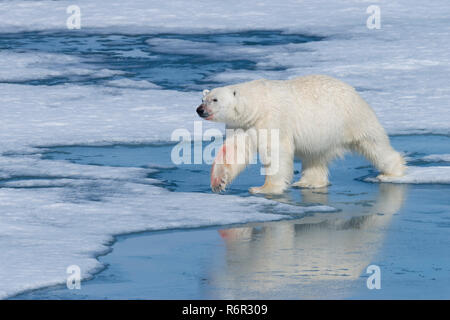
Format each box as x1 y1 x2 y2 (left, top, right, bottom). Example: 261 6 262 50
365 166 450 184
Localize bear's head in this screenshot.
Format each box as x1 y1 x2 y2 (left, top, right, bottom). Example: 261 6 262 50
196 87 243 127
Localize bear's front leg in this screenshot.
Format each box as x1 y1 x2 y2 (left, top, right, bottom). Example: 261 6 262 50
210 144 237 193
249 135 294 195
292 158 330 189
211 130 257 193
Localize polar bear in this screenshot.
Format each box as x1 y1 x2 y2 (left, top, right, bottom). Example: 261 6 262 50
196 75 405 194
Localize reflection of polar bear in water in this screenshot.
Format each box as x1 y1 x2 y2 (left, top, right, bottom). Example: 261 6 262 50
196 75 405 194
212 184 407 299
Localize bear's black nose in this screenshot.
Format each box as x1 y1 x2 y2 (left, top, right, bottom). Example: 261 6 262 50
196 105 207 118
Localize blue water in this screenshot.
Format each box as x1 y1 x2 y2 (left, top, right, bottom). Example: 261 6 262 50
12 134 450 299
0 31 322 90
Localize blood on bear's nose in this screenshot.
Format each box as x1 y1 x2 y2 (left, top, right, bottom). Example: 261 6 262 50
196 104 208 118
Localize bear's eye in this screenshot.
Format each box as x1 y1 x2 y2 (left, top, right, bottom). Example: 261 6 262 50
213 98 218 102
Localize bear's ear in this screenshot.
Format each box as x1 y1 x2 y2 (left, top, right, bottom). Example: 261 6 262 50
202 89 210 97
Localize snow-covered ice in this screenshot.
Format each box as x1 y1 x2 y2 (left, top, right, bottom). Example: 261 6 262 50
0 0 449 299
0 52 124 82
421 154 450 163
365 166 450 184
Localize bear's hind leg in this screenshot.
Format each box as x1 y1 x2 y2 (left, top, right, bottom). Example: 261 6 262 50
353 137 406 178
292 157 330 189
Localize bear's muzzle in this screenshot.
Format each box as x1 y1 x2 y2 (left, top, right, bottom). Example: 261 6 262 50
196 104 209 118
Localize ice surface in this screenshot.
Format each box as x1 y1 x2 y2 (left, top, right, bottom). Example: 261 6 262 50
105 79 161 89
365 166 450 184
0 0 449 299
421 154 450 163
0 83 219 155
0 52 124 82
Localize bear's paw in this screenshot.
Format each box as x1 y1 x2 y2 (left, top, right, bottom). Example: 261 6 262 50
211 162 230 193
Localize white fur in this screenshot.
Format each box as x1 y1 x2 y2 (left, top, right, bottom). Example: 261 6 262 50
201 75 406 194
